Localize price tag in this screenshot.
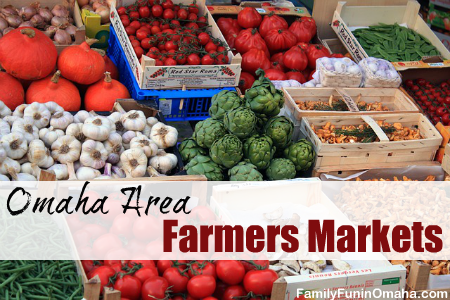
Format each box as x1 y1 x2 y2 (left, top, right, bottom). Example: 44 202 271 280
158 99 172 116
362 116 389 142
335 88 359 112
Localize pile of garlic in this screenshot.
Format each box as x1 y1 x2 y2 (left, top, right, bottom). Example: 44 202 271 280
0 101 179 181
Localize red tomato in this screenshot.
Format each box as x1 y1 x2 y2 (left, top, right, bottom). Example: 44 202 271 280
198 32 211 46
269 61 285 71
243 269 278 295
242 49 271 75
216 18 241 36
130 20 141 30
136 30 148 41
215 261 245 285
131 39 140 48
223 285 247 300
239 72 255 92
286 71 306 83
187 53 201 65
215 53 229 64
103 260 121 266
189 3 199 14
110 263 126 274
187 275 216 299
188 261 216 278
259 13 288 37
331 53 345 58
147 47 160 59
152 5 163 17
88 266 115 292
171 19 181 28
134 266 159 283
186 22 199 30
165 41 177 51
238 7 262 28
204 298 218 300
163 267 189 293
157 260 174 274
201 54 215 65
138 6 150 18
198 16 207 27
164 58 177 66
81 260 102 274
205 41 218 52
163 9 175 19
129 11 140 20
264 69 287 80
141 277 169 300
117 7 127 16
283 45 308 71
306 44 331 69
125 26 137 36
188 12 198 21
213 281 228 299
92 233 122 257
121 17 131 28
235 28 269 57
141 37 156 50
174 53 186 65
289 17 317 43
162 0 174 9
128 260 155 269
177 8 188 19
264 28 297 53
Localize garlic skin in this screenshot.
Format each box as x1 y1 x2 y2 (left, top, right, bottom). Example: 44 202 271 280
107 112 125 134
74 110 90 123
76 167 101 180
45 102 64 115
0 144 6 163
0 157 20 176
130 134 158 158
80 140 108 169
28 140 54 168
12 118 39 143
83 116 112 141
150 122 178 149
149 149 178 174
103 132 124 164
50 111 74 130
1 132 27 159
51 135 82 164
23 102 51 129
13 104 28 117
121 110 146 131
47 164 69 180
39 127 65 148
0 119 11 138
66 123 87 143
4 116 19 126
120 148 147 178
0 101 12 117
122 131 137 149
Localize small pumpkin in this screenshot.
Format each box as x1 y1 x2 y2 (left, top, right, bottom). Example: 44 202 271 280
0 28 57 80
84 72 130 111
26 71 81 111
94 49 120 81
57 39 105 85
0 72 25 110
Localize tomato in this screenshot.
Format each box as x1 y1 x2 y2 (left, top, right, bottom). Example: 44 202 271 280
187 275 216 299
198 32 211 46
188 12 198 21
117 7 127 16
121 17 131 28
125 26 137 36
416 78 427 86
289 17 317 43
306 44 331 69
190 206 217 223
141 277 169 300
215 53 229 64
164 41 177 51
147 47 160 59
204 298 218 300
437 107 447 116
264 69 287 80
198 16 207 27
243 269 278 295
130 39 140 48
187 53 201 65
204 42 217 53
286 71 306 83
152 5 163 17
217 18 241 36
186 22 199 30
239 72 255 92
130 20 141 30
213 281 228 299
238 7 262 28
177 8 188 19
164 57 177 66
188 261 216 278
88 266 115 292
201 54 215 65
259 13 288 37
242 49 271 75
331 53 344 58
235 28 269 57
442 113 450 125
223 285 247 300
445 97 450 105
81 260 102 274
129 11 140 20
189 3 199 14
163 267 189 293
264 29 297 53
136 30 149 41
216 261 245 285
138 6 150 18
162 0 173 9
109 263 126 274
163 9 175 19
157 260 188 274
283 45 308 71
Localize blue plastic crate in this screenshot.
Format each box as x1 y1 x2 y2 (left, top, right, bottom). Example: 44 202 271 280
107 25 235 121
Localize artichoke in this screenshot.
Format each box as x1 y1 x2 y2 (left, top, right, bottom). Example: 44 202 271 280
243 134 276 170
210 134 243 168
185 155 224 181
264 116 294 150
193 118 227 148
178 138 207 163
224 107 257 139
209 90 243 120
266 158 296 181
245 69 284 119
228 162 263 181
284 139 315 171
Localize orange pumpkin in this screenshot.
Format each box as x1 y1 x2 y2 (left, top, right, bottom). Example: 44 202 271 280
84 72 130 111
104 55 120 81
0 72 25 110
0 28 57 80
26 71 81 111
57 39 105 85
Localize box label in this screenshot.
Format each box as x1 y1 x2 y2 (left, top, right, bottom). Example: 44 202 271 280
331 17 367 62
382 277 400 285
158 99 172 116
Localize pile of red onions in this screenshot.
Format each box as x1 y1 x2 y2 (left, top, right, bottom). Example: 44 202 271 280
78 0 111 24
0 3 78 45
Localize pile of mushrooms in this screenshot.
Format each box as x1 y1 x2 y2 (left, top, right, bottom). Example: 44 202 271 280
0 101 179 181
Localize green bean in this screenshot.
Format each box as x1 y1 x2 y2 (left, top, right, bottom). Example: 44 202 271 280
0 264 35 274
0 272 22 289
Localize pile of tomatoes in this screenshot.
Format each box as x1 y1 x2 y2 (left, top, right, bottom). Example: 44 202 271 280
217 7 341 91
117 0 230 66
403 79 450 125
82 259 277 300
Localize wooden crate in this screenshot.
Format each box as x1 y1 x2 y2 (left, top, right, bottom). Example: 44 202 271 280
301 113 443 168
405 261 450 300
441 143 450 174
284 87 420 121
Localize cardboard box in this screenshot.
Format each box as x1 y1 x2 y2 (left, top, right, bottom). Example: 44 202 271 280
207 4 310 21
406 261 450 300
110 0 241 90
74 1 110 49
331 1 450 70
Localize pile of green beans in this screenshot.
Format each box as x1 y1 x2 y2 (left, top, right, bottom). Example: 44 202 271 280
0 260 83 300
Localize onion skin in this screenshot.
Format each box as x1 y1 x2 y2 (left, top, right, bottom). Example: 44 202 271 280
95 6 110 24
0 17 8 31
2 27 14 35
43 25 57 39
19 6 37 21
6 15 22 28
51 16 69 27
19 22 34 28
52 4 69 18
65 24 77 40
38 8 53 23
54 29 72 45
1 7 18 16
30 14 45 28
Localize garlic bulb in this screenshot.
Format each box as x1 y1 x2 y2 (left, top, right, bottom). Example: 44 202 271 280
17 155 29 165
150 122 178 149
23 102 51 129
39 127 64 147
0 157 20 176
76 167 101 180
107 112 125 134
21 162 41 178
112 165 126 178
120 148 147 178
0 119 10 138
0 144 6 163
74 110 90 123
4 116 19 126
10 171 37 181
28 140 54 168
0 101 12 117
45 102 64 115
50 112 74 130
66 123 87 143
147 117 159 128
51 135 81 164
121 110 146 131
0 174 10 181
80 140 108 169
83 116 112 141
122 131 137 149
47 164 69 180
103 132 124 164
142 125 151 137
130 134 158 158
13 104 28 117
149 149 178 174
11 118 39 143
1 132 27 159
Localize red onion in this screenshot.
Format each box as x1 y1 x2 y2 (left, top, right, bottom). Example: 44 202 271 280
78 0 90 6
6 15 22 28
2 27 14 35
51 4 69 18
81 5 94 12
19 5 37 21
38 8 53 23
0 17 8 31
43 25 57 38
92 1 106 11
19 21 34 28
30 14 45 28
65 24 77 40
51 16 69 27
95 6 110 24
54 28 71 45
1 6 18 16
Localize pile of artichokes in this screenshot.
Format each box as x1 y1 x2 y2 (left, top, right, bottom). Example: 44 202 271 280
180 70 315 181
